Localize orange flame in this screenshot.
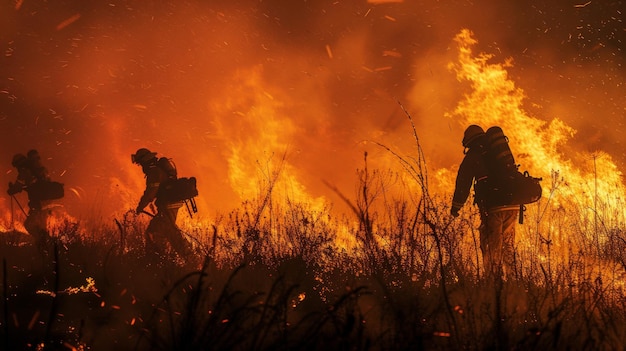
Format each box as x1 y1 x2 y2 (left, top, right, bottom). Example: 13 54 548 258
215 66 327 212
441 29 626 277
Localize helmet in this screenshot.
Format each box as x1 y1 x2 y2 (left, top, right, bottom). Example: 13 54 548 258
27 149 40 160
11 153 27 167
131 148 157 165
462 125 485 147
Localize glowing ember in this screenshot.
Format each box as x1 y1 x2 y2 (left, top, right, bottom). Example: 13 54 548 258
1 3 625 350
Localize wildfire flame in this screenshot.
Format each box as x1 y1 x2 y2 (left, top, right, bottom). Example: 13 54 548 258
440 29 626 278
0 0 623 273
216 67 326 213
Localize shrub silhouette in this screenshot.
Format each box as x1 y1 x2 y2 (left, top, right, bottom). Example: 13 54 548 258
2 140 626 350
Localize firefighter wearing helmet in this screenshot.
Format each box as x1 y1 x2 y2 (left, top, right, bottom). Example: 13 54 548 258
450 125 519 280
131 148 194 263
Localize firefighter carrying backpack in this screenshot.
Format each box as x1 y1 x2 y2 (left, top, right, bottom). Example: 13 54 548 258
483 126 542 222
156 157 199 216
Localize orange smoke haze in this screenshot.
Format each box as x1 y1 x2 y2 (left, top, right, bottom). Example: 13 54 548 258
0 1 624 231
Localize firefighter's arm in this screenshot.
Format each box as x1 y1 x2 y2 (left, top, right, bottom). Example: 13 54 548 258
450 205 461 218
136 182 159 213
450 158 474 217
7 181 25 195
136 168 162 213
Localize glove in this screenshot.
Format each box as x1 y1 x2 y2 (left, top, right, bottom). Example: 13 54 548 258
450 207 460 218
7 182 22 195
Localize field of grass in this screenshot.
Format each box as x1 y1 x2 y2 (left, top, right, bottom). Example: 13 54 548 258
2 161 626 351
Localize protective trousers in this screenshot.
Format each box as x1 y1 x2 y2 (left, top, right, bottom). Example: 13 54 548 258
24 208 51 246
145 203 193 259
479 208 518 279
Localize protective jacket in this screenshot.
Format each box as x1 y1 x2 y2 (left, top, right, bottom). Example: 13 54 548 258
451 142 517 214
452 144 489 212
9 164 52 210
137 158 177 212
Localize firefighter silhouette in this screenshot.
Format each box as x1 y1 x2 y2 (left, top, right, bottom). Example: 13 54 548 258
450 125 519 279
7 150 64 248
132 148 194 261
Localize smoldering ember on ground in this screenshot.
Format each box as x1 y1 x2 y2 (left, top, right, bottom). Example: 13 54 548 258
0 0 625 350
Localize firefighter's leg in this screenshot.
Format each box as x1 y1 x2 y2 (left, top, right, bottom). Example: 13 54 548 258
162 206 194 258
145 215 169 258
479 217 494 277
499 210 518 279
480 212 504 278
482 210 518 280
24 209 51 253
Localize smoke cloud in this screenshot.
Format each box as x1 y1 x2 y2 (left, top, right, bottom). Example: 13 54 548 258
1 0 624 228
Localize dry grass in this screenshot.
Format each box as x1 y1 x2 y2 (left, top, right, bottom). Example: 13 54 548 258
2 170 626 351
3 123 626 349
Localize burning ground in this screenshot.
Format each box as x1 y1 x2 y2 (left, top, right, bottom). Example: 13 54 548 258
1 0 626 349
